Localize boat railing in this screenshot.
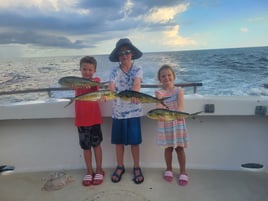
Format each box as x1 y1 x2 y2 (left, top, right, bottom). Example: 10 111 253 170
0 82 203 97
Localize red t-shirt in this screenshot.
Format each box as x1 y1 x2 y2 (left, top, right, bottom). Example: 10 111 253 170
74 77 102 126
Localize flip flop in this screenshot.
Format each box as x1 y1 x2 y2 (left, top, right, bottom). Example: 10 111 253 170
82 174 93 186
178 174 188 186
0 165 15 175
163 170 173 182
93 172 105 185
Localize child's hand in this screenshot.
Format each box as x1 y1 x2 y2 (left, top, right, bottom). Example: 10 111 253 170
155 91 162 99
70 85 77 90
131 97 140 104
159 116 166 121
98 96 107 103
176 117 184 121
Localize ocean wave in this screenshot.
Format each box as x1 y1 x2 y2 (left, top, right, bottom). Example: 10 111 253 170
0 47 268 104
0 73 30 86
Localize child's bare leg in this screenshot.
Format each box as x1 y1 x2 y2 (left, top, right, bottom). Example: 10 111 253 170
131 144 140 168
93 145 103 174
83 149 94 175
131 144 144 184
175 146 186 174
111 144 125 182
165 147 174 171
116 144 124 166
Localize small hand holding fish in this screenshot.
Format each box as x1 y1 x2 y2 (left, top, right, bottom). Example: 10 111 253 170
155 91 162 98
130 97 140 104
98 95 107 103
176 117 184 121
158 116 166 121
155 91 169 109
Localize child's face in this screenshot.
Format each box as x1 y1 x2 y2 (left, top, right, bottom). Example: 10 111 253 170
80 63 96 79
159 69 175 86
118 46 133 64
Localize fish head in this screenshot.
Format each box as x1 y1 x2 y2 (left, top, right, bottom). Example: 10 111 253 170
147 109 163 120
103 90 117 99
58 77 68 86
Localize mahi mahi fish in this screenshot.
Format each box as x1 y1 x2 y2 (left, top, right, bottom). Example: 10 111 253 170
58 76 108 89
116 90 169 108
147 108 202 121
64 90 116 107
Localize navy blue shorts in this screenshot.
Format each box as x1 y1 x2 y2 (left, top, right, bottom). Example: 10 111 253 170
77 124 103 150
111 117 142 145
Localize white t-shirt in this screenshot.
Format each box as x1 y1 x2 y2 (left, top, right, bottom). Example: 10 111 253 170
109 64 143 119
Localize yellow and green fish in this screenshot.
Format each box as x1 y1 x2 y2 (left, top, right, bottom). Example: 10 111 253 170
116 90 169 108
58 76 108 89
64 90 116 107
147 108 202 121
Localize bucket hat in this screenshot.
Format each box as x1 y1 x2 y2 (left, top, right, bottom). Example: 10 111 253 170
109 38 143 62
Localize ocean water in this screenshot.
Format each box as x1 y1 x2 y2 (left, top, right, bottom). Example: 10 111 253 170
0 46 268 104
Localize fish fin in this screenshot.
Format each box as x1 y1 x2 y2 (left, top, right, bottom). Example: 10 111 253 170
64 98 74 108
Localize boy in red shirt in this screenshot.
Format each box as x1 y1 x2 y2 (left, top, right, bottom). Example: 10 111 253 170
75 56 104 186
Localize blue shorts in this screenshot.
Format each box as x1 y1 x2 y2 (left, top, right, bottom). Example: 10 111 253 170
111 117 142 145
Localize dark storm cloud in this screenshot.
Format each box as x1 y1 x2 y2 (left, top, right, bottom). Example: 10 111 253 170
0 31 92 49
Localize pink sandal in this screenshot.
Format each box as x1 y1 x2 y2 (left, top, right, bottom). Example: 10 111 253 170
163 170 173 182
178 174 188 186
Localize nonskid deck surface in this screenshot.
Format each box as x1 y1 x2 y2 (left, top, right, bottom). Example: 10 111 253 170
0 168 267 201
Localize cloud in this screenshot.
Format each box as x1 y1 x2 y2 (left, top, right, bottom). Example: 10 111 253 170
0 0 78 11
120 0 135 17
163 25 197 46
124 24 196 53
144 3 189 24
0 31 92 48
240 27 248 32
0 0 195 54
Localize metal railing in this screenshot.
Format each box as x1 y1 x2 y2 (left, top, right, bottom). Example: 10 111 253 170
0 82 203 97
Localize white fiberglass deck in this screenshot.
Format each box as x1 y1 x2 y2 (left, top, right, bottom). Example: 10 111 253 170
0 96 268 200
1 168 268 201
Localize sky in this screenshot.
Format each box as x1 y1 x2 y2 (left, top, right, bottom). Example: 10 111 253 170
0 0 267 58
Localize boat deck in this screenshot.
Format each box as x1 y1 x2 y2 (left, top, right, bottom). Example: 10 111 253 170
1 168 267 201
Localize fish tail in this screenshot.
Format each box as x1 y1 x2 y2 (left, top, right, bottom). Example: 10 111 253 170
100 81 110 88
64 98 74 108
160 96 170 109
159 100 169 109
192 111 203 115
189 111 203 119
